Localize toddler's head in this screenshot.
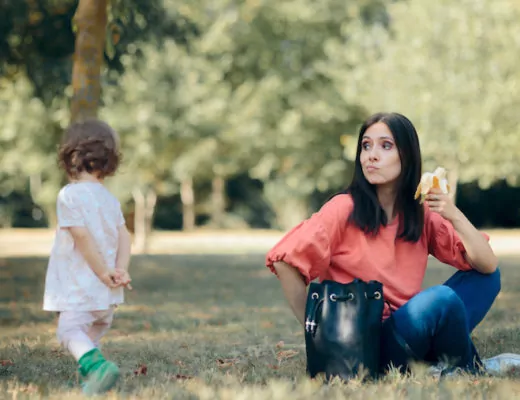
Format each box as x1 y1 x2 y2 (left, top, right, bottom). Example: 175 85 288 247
58 119 121 180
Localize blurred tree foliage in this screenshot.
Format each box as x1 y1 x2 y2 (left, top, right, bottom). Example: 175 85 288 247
1 0 519 239
326 0 520 192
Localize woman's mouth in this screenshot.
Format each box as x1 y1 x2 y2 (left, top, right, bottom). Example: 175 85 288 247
366 166 379 172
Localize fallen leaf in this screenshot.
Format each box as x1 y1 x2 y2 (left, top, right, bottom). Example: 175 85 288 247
260 321 273 329
276 350 299 362
276 341 285 349
174 360 186 368
0 360 14 366
134 364 148 376
188 312 214 320
50 349 65 358
216 358 239 368
267 364 279 370
170 374 193 381
19 385 38 393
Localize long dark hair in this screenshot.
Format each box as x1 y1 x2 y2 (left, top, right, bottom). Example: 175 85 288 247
346 112 424 242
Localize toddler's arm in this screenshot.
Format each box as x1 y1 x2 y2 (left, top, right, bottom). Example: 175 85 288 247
116 225 131 272
68 226 118 288
115 225 132 289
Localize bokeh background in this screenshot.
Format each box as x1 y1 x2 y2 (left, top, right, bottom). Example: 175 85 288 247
1 2 520 398
0 0 519 254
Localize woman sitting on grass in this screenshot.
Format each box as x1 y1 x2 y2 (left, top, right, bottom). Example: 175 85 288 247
265 112 520 377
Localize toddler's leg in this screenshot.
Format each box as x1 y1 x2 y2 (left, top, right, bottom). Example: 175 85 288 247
87 308 115 349
57 310 119 395
57 311 97 361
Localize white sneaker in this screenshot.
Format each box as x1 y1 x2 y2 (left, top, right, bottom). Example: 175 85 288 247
482 353 520 375
426 364 444 378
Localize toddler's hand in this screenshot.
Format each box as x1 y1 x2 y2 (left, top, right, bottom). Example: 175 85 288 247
114 268 133 290
99 271 119 288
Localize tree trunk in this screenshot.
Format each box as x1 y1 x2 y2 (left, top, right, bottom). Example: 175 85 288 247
44 205 58 228
180 178 195 231
70 0 108 123
211 175 226 228
448 166 459 204
0 262 15 322
276 197 309 231
29 173 42 201
132 188 157 254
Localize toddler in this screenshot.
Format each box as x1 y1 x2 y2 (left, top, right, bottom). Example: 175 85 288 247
43 119 132 395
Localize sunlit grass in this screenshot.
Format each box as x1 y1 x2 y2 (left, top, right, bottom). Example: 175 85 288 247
1 254 520 398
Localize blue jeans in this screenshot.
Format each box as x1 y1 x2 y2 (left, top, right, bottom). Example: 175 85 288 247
380 268 501 373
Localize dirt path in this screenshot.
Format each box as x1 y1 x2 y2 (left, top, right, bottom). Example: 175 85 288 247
0 228 519 257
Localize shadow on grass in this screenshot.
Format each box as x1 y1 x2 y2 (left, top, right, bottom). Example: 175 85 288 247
1 254 520 396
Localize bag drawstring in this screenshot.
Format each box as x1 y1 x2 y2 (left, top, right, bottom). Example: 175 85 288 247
306 290 385 337
305 298 324 336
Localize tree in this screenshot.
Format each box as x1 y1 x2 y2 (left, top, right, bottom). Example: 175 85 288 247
101 37 232 249
324 0 520 193
190 0 381 228
0 75 68 226
70 0 108 122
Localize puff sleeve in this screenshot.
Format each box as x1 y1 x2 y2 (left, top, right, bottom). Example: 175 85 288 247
56 187 85 227
265 194 353 285
425 206 490 271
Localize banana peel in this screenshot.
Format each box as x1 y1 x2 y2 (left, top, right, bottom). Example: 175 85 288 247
414 167 450 203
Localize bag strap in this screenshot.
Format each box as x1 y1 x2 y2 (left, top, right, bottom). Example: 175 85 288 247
305 298 324 336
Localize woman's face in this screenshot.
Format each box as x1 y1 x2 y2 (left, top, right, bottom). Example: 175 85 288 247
360 122 402 187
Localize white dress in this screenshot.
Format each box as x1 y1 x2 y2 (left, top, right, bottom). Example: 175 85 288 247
43 182 125 311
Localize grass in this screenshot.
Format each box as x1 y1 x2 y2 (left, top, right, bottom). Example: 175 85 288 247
1 254 520 399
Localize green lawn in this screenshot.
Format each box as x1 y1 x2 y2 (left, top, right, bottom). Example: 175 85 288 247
1 254 520 399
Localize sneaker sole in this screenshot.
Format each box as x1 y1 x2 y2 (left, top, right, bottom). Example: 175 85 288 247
483 353 520 375
486 353 520 362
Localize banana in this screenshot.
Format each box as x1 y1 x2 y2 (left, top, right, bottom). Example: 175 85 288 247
414 167 450 203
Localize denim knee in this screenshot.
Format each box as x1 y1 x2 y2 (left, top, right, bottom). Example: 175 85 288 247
425 285 468 326
397 285 466 334
430 285 464 310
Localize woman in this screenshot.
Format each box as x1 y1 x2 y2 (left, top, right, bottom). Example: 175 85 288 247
265 112 504 376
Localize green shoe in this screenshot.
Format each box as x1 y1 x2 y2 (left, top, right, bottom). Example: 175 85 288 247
78 348 120 396
82 361 120 396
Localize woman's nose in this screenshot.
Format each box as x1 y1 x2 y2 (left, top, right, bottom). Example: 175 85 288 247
368 149 379 161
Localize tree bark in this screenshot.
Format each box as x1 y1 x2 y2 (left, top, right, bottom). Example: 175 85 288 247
70 0 108 123
277 197 309 231
211 175 226 228
132 188 157 254
180 178 195 231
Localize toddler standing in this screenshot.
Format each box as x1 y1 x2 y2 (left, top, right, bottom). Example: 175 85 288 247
43 119 132 395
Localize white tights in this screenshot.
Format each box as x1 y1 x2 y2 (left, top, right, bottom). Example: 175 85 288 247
56 308 115 361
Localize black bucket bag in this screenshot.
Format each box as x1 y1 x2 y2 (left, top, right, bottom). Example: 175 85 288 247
304 279 385 381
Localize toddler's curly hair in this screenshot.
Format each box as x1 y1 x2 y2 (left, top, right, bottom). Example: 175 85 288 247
58 119 121 179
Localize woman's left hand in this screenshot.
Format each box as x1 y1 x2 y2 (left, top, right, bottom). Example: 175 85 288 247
425 188 460 221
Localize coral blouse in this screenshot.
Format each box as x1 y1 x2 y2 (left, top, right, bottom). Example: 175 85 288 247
265 194 488 319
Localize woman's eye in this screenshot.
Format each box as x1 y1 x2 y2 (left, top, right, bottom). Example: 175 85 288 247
362 142 370 150
383 141 393 150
